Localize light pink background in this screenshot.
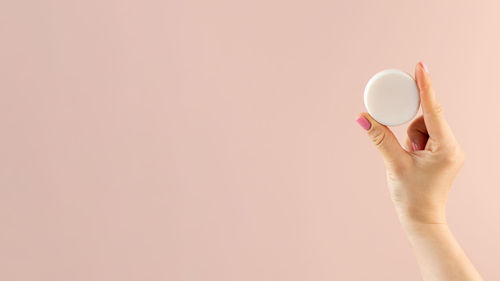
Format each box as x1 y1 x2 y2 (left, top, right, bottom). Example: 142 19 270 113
1 0 499 280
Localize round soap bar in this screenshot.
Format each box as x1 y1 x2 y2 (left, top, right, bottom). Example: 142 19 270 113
364 69 420 126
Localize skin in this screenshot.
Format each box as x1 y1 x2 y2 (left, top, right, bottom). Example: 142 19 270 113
358 62 483 281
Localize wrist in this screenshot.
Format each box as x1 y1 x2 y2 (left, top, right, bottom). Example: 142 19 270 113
394 204 447 226
399 218 451 244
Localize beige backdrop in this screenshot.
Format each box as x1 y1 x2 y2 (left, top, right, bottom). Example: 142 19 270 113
1 0 499 280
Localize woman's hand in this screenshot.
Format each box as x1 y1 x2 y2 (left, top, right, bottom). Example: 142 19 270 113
356 62 464 225
357 62 483 281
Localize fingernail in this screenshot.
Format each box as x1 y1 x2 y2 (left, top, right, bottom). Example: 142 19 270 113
356 116 371 131
412 142 419 151
420 61 429 73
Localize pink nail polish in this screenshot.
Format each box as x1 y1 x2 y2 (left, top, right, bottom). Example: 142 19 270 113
356 116 371 131
420 62 429 73
412 142 419 151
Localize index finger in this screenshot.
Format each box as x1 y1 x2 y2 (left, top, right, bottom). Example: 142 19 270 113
414 62 453 140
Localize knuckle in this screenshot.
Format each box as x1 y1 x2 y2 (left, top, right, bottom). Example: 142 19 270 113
369 128 386 148
432 103 443 115
440 145 464 165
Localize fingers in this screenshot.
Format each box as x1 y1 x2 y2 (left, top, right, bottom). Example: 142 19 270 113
406 115 429 151
414 62 453 140
356 113 409 165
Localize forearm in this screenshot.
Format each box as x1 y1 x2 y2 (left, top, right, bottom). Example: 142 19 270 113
400 219 483 281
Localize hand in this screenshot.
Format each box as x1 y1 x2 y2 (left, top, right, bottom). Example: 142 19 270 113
356 62 464 225
357 62 482 281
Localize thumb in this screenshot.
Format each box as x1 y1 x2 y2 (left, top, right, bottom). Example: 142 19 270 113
356 113 409 165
